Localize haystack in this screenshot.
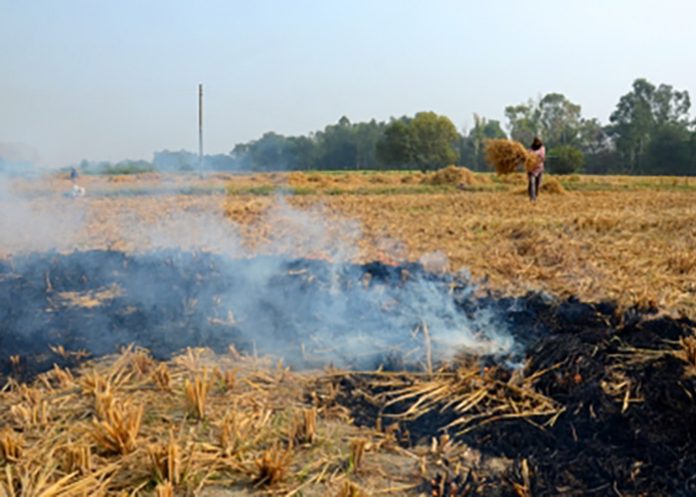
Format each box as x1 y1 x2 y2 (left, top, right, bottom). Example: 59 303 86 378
484 139 540 174
541 177 565 194
422 165 477 186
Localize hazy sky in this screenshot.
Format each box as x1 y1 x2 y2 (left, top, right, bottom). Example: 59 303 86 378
1 0 694 167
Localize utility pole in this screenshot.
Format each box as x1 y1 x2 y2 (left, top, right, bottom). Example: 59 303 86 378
198 83 203 176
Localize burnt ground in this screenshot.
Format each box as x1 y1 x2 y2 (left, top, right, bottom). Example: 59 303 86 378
336 298 696 496
0 250 695 496
0 249 509 378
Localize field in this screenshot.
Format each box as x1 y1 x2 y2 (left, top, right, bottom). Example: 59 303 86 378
1 169 695 496
14 169 693 315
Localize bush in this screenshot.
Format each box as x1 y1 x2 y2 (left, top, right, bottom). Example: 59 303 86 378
548 146 585 174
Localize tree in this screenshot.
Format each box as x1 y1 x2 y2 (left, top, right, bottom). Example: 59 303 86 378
548 145 585 174
646 124 691 175
506 93 585 149
608 78 692 173
460 114 506 170
504 100 541 145
353 119 385 169
248 132 290 170
286 136 317 170
315 117 358 169
376 118 415 168
377 112 459 171
538 93 582 147
409 112 460 171
577 118 610 156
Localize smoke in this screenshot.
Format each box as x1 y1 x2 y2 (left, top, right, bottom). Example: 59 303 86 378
0 141 40 167
0 170 85 257
0 173 516 373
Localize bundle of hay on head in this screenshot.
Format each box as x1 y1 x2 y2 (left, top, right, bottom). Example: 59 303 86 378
484 139 540 174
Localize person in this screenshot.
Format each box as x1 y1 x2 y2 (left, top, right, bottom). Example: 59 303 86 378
70 167 78 183
528 137 545 202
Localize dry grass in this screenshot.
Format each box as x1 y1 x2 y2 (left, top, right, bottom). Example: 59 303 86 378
484 139 538 174
253 445 293 486
0 429 24 463
151 363 172 392
380 365 559 435
0 346 500 496
1 171 693 495
348 438 367 473
221 187 696 316
421 165 479 187
184 370 209 420
289 407 318 446
677 334 696 376
21 169 693 317
91 401 143 455
540 176 565 194
147 435 181 484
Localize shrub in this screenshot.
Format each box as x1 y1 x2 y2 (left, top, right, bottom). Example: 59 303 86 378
547 146 585 174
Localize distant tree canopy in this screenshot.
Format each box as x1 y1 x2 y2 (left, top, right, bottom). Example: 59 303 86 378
608 79 693 174
73 78 696 176
377 112 459 171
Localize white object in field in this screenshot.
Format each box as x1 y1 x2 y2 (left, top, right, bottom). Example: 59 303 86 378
70 184 86 198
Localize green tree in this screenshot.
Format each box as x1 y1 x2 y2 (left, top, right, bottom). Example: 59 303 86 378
548 145 585 174
376 118 415 168
576 118 610 155
506 93 585 149
353 119 386 169
315 116 358 169
504 100 540 145
646 124 692 175
608 78 691 173
460 113 506 170
286 136 317 169
538 93 582 147
409 112 460 171
247 132 289 170
377 112 459 171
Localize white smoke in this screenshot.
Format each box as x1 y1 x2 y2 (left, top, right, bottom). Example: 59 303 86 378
0 172 515 370
0 174 85 257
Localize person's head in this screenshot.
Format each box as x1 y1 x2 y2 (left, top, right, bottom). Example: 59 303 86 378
531 137 543 151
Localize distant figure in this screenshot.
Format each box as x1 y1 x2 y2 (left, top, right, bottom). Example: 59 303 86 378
68 167 85 197
528 137 545 202
70 184 86 198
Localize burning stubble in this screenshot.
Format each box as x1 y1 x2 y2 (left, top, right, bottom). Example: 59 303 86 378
1 188 516 376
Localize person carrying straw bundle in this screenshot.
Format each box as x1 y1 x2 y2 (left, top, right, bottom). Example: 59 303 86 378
484 137 546 202
527 137 545 202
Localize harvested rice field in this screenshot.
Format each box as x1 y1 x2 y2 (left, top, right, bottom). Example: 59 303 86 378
1 169 695 496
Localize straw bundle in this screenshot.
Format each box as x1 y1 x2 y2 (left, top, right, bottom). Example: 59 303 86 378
485 139 540 174
421 165 478 186
541 177 565 194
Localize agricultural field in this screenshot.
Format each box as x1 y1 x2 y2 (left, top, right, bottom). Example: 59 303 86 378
15 168 693 315
0 169 695 496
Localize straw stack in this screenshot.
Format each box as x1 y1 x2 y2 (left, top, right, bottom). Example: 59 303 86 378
485 139 540 174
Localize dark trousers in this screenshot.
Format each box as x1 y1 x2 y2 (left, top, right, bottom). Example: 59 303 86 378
528 172 542 201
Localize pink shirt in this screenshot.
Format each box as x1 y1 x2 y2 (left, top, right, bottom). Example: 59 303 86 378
530 146 545 176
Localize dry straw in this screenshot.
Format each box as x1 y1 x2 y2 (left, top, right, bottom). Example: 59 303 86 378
485 139 540 174
421 165 478 187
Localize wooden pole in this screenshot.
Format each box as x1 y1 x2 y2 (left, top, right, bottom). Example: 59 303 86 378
198 83 203 175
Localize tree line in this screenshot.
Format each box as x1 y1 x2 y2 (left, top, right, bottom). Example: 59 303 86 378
75 78 696 176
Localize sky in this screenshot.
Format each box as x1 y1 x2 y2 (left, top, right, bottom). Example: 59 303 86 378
1 0 695 167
